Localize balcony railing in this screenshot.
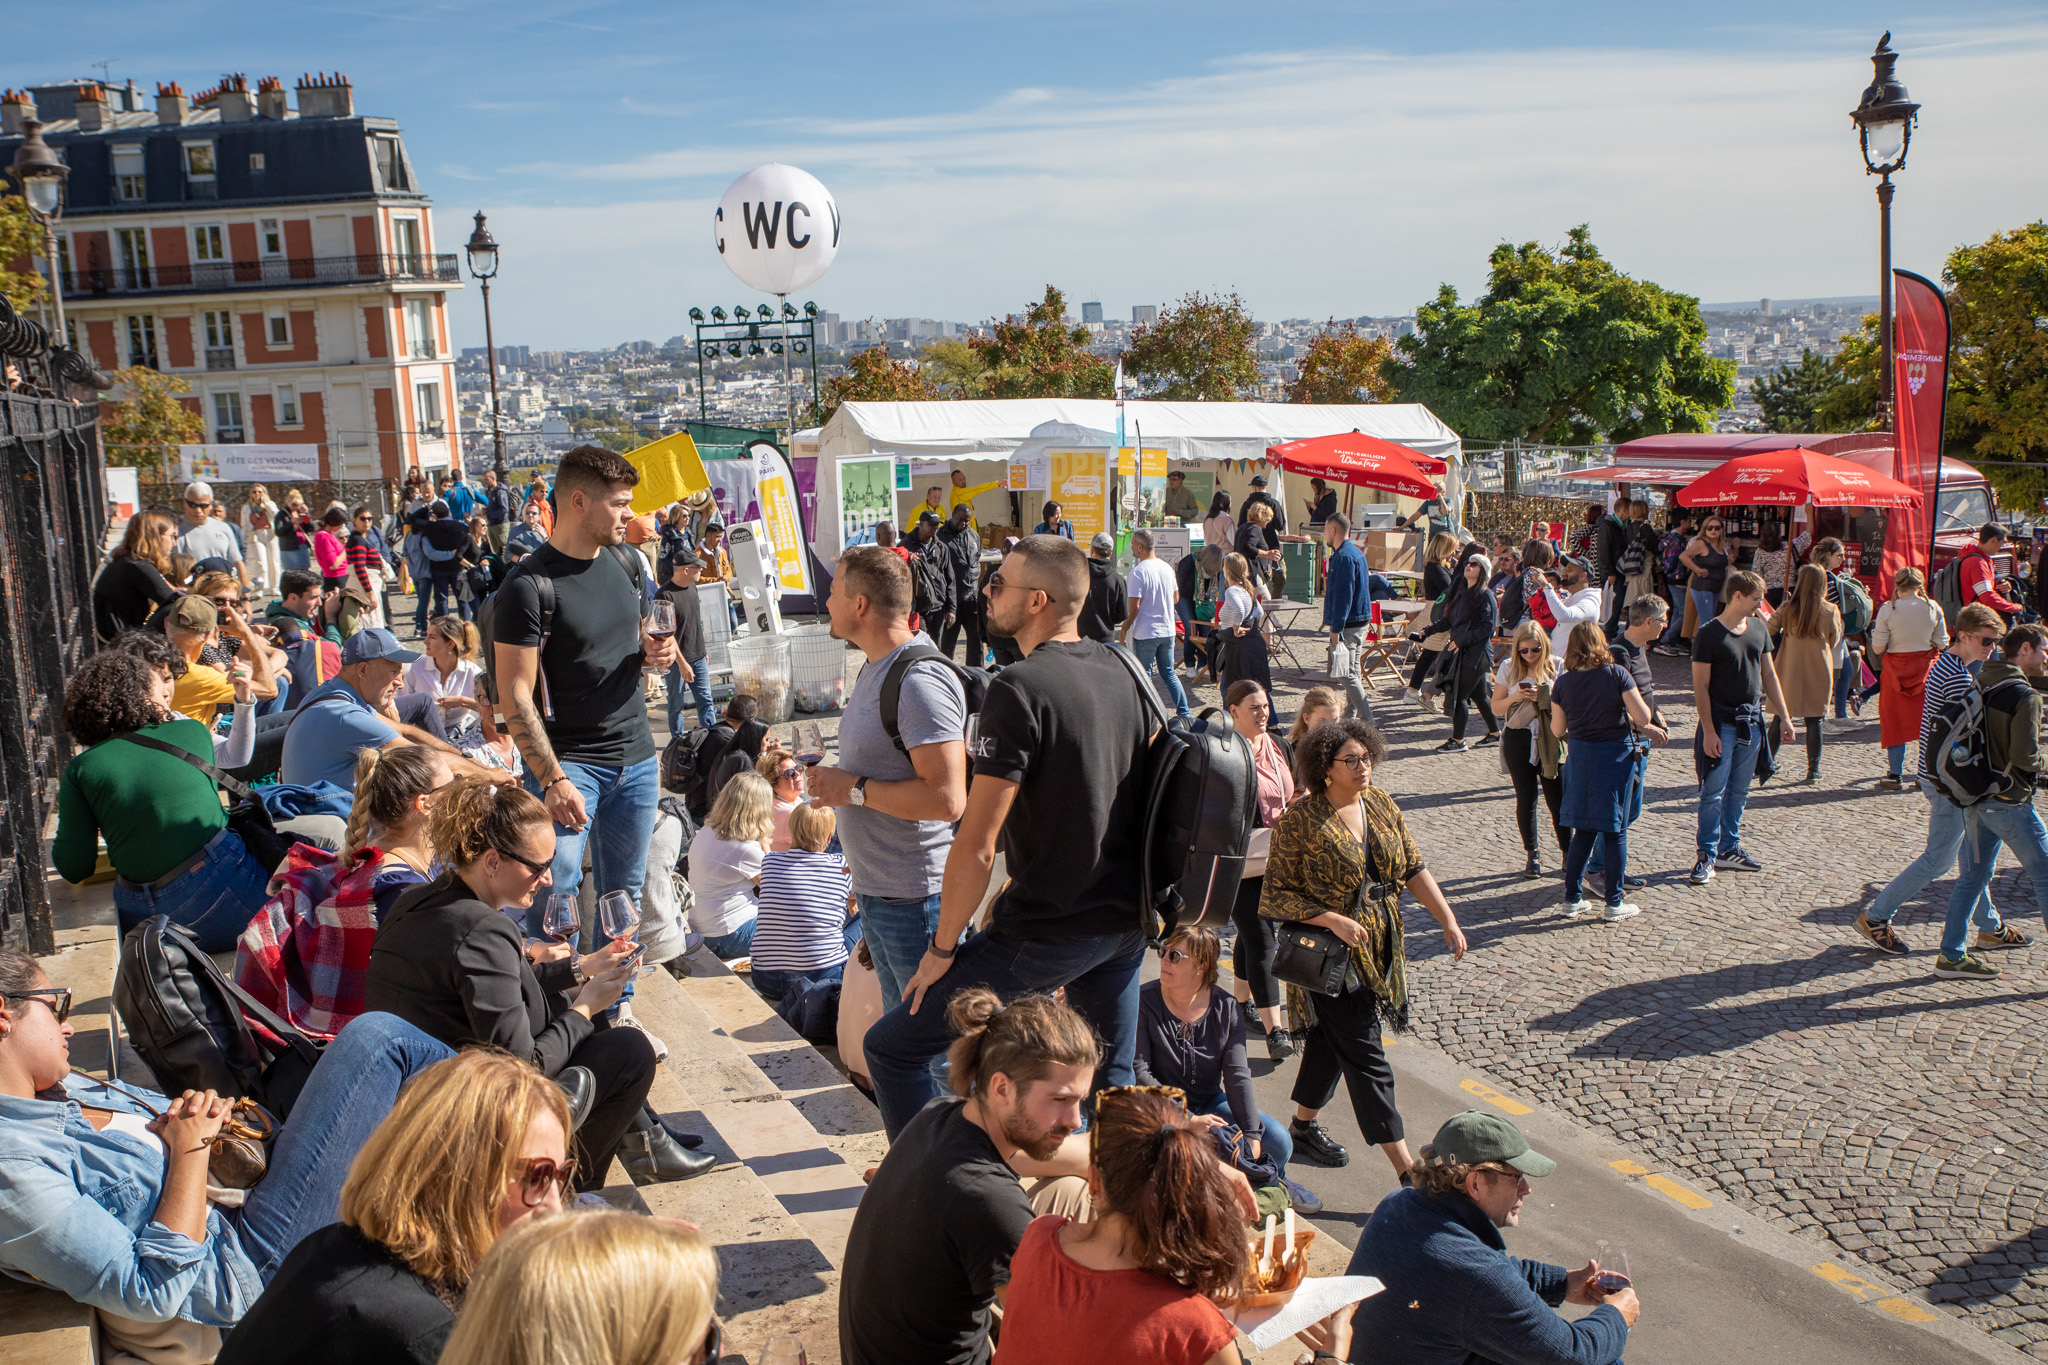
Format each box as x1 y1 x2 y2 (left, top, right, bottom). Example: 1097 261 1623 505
204 347 236 371
60 253 460 299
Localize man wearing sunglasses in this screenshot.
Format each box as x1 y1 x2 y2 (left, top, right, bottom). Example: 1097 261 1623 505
175 480 250 592
865 535 1155 1142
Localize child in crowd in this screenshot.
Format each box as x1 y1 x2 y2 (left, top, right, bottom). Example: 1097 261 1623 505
750 803 856 1003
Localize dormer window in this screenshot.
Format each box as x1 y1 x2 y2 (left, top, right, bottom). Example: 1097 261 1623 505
182 142 216 180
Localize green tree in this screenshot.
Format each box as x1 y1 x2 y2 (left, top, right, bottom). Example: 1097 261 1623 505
921 335 992 397
1750 348 1851 432
811 342 944 425
0 193 50 314
1814 315 1883 433
1946 221 2048 461
963 286 1113 399
1390 225 1735 445
100 367 204 479
1124 290 1260 401
1286 320 1395 405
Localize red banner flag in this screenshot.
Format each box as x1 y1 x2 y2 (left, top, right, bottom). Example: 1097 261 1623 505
1882 269 1951 587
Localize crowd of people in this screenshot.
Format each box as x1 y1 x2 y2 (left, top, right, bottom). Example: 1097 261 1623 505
63 466 2048 1363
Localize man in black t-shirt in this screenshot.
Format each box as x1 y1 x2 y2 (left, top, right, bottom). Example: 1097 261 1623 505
841 992 1099 1365
864 534 1156 1140
655 557 713 735
494 445 678 1052
1689 569 1794 886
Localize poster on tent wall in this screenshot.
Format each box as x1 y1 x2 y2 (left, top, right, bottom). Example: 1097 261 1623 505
1116 447 1168 523
747 440 813 595
106 465 139 518
840 457 895 547
1049 450 1112 546
1007 453 1049 492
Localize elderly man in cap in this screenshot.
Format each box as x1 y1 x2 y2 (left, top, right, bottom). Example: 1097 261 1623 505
1161 468 1203 524
1346 1111 1638 1364
279 627 508 791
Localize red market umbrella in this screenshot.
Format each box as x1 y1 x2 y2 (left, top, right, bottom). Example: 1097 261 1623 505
1265 431 1445 500
1675 449 1921 509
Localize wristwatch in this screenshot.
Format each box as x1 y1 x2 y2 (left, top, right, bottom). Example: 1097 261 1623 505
850 776 869 807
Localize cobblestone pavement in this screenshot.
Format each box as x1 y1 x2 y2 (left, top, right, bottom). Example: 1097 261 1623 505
1218 634 2048 1356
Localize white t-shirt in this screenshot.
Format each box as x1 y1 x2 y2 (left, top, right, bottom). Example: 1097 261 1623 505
686 828 762 937
400 656 482 704
1126 556 1178 641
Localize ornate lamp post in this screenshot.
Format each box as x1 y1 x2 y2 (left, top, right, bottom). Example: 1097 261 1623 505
1850 32 1920 427
464 211 506 482
8 120 70 338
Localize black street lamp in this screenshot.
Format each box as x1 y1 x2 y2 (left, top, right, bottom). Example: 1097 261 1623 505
464 211 506 483
1850 32 1920 427
8 119 70 339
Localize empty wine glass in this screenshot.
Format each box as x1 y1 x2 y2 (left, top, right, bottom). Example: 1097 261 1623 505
598 890 655 978
542 893 579 943
759 1336 808 1365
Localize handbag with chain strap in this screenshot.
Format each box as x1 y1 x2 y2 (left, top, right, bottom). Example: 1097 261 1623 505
1269 798 1398 996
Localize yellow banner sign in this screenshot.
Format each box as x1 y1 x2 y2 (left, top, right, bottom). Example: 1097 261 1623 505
624 430 710 515
1049 450 1110 545
750 442 811 594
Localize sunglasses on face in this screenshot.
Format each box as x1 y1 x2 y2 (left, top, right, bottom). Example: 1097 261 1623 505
695 1320 723 1364
2 988 72 1024
1161 947 1194 965
1518 645 1544 656
777 767 801 782
517 1156 578 1205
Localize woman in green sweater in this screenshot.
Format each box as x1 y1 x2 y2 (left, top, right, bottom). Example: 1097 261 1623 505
55 648 274 950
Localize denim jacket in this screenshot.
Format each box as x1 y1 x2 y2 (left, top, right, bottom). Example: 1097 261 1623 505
0 1077 261 1325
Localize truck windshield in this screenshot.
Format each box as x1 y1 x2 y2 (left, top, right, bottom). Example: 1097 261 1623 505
1938 487 1991 531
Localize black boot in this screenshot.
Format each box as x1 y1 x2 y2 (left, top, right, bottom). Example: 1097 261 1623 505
616 1125 717 1186
1289 1118 1351 1168
555 1067 595 1133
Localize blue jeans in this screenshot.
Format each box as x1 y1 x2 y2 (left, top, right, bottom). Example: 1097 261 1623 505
702 918 756 960
279 547 311 573
1887 744 1907 778
1696 721 1760 857
666 657 716 736
1869 780 2002 935
1659 586 1688 646
1948 800 2048 959
229 1012 453 1281
1128 634 1189 718
864 926 1149 1139
858 891 948 1086
1192 1092 1293 1176
1834 655 1856 720
112 828 273 953
752 960 845 1004
1688 587 1720 641
523 756 661 1002
1175 599 1198 665
1565 828 1629 906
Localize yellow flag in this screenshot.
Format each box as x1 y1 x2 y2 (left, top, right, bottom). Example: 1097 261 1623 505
624 430 710 514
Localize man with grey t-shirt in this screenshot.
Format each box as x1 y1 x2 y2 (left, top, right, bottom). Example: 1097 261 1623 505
809 547 970 1023
175 480 248 589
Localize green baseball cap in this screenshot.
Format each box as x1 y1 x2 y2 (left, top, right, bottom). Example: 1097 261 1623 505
1432 1110 1556 1177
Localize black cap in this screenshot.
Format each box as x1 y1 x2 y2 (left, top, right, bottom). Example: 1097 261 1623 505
918 510 941 526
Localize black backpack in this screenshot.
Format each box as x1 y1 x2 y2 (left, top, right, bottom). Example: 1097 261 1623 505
662 725 719 802
477 543 645 711
114 915 324 1118
1926 675 2031 808
880 644 992 754
1106 646 1258 939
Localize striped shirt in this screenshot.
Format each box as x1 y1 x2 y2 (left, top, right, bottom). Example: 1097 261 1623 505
752 848 854 973
1918 651 1976 778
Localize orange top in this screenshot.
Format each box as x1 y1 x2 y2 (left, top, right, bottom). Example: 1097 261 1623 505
992 1216 1236 1365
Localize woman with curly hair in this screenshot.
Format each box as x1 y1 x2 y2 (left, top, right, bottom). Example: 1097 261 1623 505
53 643 275 949
1260 718 1467 1179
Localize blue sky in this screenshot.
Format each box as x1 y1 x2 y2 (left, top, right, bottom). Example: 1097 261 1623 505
28 2 2045 349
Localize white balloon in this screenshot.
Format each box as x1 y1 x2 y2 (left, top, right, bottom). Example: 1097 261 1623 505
714 164 839 296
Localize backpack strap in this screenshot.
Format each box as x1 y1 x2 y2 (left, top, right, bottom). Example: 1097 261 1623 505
115 730 253 799
880 644 973 755
1106 641 1172 731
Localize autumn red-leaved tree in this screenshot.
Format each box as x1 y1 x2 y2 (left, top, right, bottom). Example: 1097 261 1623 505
1285 320 1396 405
813 342 944 425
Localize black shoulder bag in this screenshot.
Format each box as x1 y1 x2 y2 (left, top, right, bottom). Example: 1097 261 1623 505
1269 798 1394 997
115 731 296 872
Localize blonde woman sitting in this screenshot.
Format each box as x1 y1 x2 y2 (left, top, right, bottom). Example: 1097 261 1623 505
688 770 772 958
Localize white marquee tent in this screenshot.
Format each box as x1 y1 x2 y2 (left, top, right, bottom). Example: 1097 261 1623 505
810 399 1462 559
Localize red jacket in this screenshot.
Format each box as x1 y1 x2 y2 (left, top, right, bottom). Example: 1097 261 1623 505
1960 548 2024 618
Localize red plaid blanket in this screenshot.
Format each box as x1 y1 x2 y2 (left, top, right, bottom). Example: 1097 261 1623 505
235 843 386 1041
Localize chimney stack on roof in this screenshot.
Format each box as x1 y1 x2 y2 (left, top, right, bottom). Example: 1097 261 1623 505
294 72 353 119
256 75 287 120
0 90 31 136
75 83 108 133
204 73 254 123
155 80 188 127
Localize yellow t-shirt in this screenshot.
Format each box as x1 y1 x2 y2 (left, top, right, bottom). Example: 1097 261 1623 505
172 663 236 726
949 480 1001 529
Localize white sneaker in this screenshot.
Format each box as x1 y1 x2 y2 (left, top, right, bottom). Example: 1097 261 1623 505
1562 899 1594 918
1404 688 1423 703
614 1002 669 1063
1604 902 1642 921
1821 718 1859 735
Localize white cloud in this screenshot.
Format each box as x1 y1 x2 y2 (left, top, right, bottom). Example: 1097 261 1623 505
448 21 2046 349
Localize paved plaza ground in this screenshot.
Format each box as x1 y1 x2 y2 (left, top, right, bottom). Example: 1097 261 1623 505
1195 633 2048 1357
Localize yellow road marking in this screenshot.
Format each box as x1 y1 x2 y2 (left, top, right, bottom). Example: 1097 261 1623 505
1607 1160 1713 1208
1459 1079 1533 1116
1813 1264 1941 1322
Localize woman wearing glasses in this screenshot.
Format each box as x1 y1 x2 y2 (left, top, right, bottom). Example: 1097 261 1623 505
757 744 809 852
1260 718 1467 1180
1675 515 1731 645
441 1211 722 1365
0 947 451 1341
364 776 708 1188
1490 620 1567 879
1134 925 1319 1215
217 1050 572 1365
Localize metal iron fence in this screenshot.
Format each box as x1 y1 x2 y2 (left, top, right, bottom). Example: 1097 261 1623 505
0 393 105 955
